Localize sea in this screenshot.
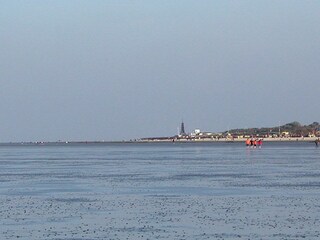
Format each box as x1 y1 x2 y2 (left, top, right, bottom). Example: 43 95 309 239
0 142 319 239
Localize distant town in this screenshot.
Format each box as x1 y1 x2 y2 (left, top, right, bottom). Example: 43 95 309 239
139 121 320 142
4 121 319 145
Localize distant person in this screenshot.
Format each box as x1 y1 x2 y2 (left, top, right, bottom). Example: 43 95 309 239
315 138 319 147
253 139 257 148
257 139 263 148
246 138 250 147
250 138 254 147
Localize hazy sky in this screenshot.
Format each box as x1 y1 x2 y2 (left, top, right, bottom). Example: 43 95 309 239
1 0 320 142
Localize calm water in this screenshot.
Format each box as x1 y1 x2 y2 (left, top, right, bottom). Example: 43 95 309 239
1 142 319 197
1 142 320 239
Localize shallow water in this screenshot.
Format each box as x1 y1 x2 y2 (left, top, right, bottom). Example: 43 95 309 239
0 142 320 239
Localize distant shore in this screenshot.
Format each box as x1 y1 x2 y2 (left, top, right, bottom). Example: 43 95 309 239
0 137 318 146
137 137 319 143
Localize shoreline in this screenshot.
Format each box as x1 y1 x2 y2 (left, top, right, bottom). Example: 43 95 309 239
137 137 319 143
0 137 318 146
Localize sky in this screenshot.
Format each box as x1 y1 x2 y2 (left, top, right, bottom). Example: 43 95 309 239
1 0 320 142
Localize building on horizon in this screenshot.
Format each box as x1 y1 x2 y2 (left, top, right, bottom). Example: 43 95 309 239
180 121 186 136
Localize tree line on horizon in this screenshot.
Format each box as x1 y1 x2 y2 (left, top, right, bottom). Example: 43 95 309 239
225 121 320 137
